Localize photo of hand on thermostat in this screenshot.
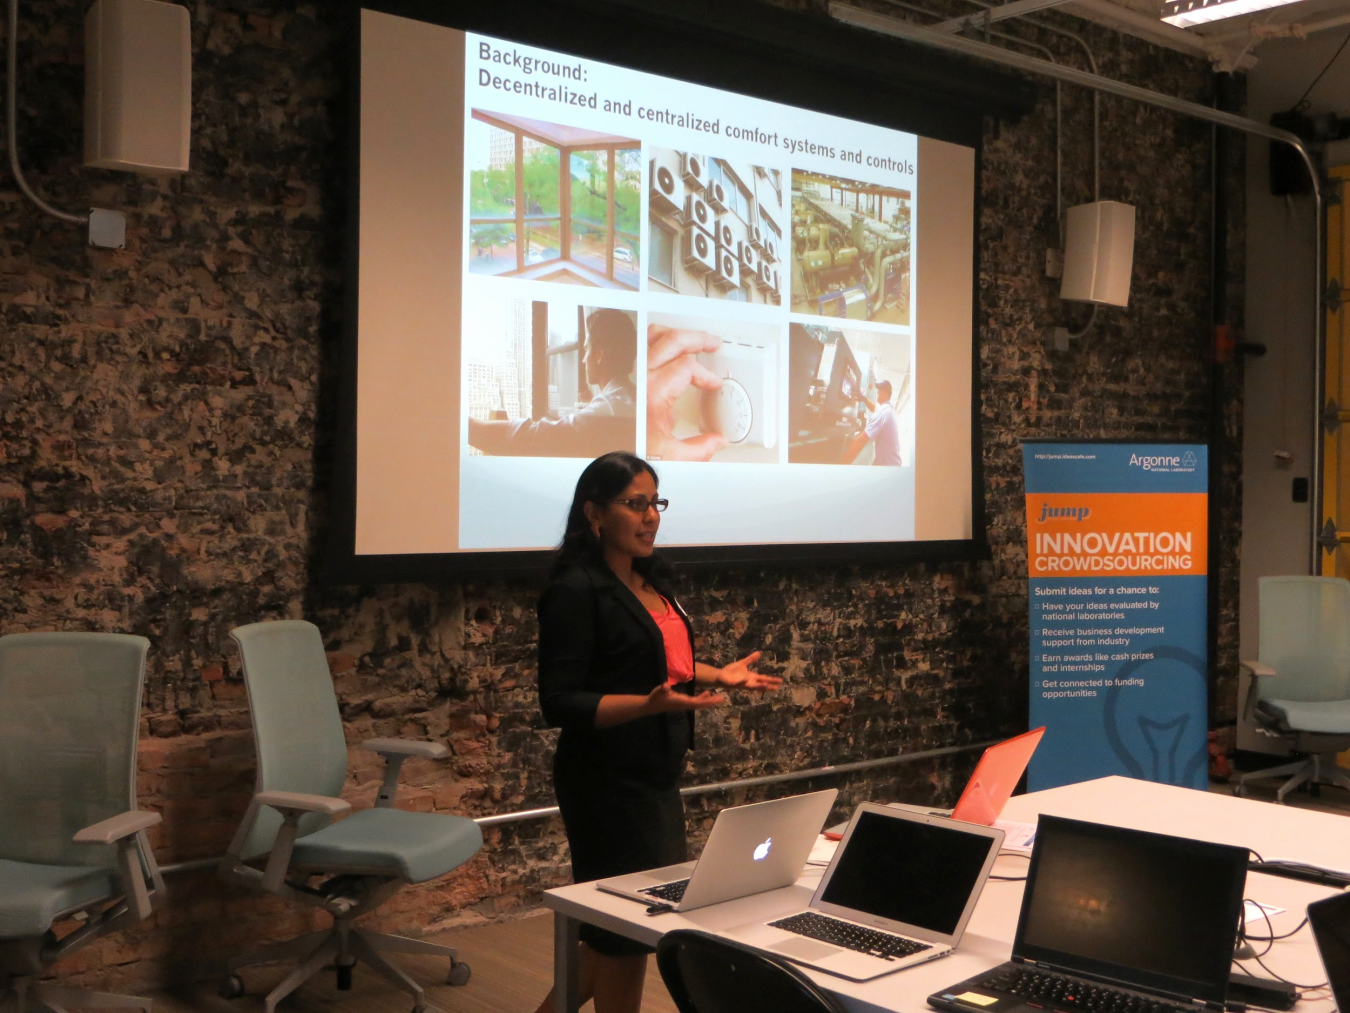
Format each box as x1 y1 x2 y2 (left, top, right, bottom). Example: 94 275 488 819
646 314 781 464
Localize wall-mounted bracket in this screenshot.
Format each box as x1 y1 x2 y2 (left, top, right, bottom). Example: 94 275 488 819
1318 518 1342 555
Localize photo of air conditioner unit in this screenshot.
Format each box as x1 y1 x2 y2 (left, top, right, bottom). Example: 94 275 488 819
762 238 777 264
750 225 765 252
650 156 680 216
682 227 716 273
712 246 740 289
684 193 712 234
769 269 782 303
705 179 728 213
739 240 759 273
756 259 774 290
712 218 735 250
681 152 707 191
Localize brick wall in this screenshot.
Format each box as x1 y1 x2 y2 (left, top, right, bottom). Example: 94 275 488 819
0 0 1243 993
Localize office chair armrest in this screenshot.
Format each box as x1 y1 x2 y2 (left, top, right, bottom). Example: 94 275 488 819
72 810 165 921
244 792 352 894
72 809 162 845
255 790 352 816
361 737 450 759
1239 660 1282 727
361 738 449 808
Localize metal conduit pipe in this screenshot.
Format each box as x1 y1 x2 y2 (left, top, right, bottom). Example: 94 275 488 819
877 1 1065 223
830 2 1327 571
155 738 995 877
5 0 87 225
940 0 1100 204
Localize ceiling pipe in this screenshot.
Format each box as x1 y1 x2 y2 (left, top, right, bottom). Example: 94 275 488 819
829 1 1327 573
929 0 1081 34
1065 0 1256 69
1211 7 1350 42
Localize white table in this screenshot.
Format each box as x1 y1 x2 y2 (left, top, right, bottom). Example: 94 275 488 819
543 776 1349 1013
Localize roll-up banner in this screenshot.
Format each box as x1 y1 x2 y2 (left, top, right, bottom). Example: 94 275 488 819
1023 441 1209 792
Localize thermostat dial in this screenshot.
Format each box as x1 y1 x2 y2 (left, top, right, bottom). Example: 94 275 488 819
702 378 753 444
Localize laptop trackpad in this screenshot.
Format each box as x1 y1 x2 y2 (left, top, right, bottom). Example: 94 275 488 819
641 863 693 883
771 937 842 961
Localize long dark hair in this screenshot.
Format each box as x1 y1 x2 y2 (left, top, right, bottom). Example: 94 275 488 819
553 451 670 582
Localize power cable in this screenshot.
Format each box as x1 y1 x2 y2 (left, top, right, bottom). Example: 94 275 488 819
1295 28 1350 111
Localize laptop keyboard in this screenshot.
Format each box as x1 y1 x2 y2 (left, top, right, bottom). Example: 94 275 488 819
770 911 931 959
639 879 689 902
981 968 1194 1013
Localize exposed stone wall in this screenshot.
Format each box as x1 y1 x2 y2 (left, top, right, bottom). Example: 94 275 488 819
0 0 1242 993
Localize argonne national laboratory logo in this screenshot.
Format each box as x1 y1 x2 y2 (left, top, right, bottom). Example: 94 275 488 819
1128 451 1197 473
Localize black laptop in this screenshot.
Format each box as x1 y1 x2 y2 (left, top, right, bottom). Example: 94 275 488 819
1309 890 1350 1010
929 815 1250 1013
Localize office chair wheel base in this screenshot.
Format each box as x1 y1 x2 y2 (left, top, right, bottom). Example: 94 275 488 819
219 975 246 999
446 961 471 986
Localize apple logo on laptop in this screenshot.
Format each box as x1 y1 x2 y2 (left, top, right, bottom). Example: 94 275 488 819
753 837 772 861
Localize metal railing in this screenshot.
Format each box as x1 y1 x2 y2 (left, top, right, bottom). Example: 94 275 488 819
157 739 993 876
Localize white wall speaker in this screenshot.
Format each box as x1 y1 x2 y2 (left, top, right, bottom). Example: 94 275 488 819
85 0 191 174
1060 200 1135 307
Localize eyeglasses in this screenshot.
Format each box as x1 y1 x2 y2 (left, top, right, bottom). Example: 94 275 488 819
612 496 669 514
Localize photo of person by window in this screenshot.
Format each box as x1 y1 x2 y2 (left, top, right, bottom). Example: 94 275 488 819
466 300 637 459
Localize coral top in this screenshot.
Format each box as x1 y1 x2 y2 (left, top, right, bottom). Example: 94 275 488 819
649 597 695 685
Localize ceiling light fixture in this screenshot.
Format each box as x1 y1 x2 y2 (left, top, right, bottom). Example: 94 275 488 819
1160 0 1307 28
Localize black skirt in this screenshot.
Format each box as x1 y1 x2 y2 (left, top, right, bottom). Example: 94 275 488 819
553 744 687 957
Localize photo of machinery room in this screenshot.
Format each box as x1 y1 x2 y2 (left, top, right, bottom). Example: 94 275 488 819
788 322 912 466
467 109 641 289
648 147 785 304
791 170 911 324
464 295 637 458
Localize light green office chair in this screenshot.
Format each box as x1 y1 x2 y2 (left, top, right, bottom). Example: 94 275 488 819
1235 576 1350 802
218 621 482 1013
0 632 164 1013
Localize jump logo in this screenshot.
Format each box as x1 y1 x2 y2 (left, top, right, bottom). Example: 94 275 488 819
1037 504 1090 522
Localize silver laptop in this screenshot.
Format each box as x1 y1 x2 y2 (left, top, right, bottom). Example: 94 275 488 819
596 788 837 912
721 802 1004 981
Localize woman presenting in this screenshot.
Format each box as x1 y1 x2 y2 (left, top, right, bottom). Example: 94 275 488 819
534 451 783 1013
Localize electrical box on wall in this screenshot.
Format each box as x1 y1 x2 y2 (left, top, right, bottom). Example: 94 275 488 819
1061 200 1135 307
84 0 191 174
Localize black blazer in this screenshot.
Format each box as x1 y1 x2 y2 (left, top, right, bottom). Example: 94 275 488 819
538 560 697 783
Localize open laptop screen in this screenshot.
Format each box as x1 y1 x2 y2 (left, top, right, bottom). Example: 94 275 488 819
1016 816 1249 1005
820 809 999 935
1309 891 1350 1012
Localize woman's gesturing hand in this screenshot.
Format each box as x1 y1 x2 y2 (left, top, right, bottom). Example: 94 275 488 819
717 651 784 691
646 683 726 714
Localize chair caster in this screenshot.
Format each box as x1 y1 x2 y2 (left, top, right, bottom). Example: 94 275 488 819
337 963 354 990
1231 783 1249 798
219 975 246 1000
446 961 471 986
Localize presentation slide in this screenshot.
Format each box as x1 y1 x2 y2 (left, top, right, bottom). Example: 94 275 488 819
355 8 975 558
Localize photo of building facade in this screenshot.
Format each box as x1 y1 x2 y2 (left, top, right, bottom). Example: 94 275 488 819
647 148 784 305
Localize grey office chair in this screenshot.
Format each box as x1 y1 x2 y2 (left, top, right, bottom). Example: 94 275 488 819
218 620 482 1013
1234 576 1350 803
0 632 164 1013
656 929 847 1013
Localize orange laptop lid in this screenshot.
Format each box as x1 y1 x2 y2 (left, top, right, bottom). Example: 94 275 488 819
950 727 1046 825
